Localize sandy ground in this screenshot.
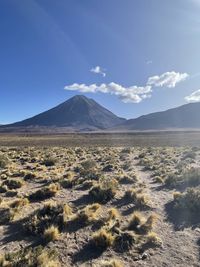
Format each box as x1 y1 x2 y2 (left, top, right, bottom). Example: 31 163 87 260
0 146 200 266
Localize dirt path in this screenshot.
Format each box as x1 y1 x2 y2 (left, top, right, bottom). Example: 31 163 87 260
134 159 200 267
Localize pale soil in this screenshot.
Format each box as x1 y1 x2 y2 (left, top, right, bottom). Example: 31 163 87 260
134 160 200 267
0 146 200 267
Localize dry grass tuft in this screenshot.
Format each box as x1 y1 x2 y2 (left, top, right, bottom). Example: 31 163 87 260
29 183 60 201
0 246 60 267
145 231 162 247
92 228 115 249
125 188 149 207
89 178 118 203
128 211 145 231
99 259 124 267
73 203 101 224
44 225 60 242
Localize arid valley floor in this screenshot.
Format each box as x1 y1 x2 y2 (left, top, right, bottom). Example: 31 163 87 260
0 133 200 266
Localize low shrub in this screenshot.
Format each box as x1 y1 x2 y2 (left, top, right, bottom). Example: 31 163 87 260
99 259 124 267
128 212 157 234
92 228 115 249
29 183 60 201
128 211 145 231
145 231 162 247
106 208 120 222
0 155 8 169
0 207 15 225
10 198 29 209
24 202 71 235
89 178 118 203
42 157 57 167
0 246 60 267
173 187 200 212
114 231 136 252
44 225 60 242
125 188 149 207
24 172 37 181
81 159 96 170
2 179 23 190
73 203 101 225
140 214 157 234
165 168 200 188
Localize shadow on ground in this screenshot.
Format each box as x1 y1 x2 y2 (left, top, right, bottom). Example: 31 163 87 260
0 219 42 248
72 242 104 264
71 193 94 207
165 201 200 230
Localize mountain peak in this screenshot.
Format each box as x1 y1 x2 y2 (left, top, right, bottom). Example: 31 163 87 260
7 95 125 130
70 95 89 101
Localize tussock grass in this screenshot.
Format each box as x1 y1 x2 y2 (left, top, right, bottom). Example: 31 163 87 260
10 197 29 209
125 188 149 207
29 183 60 201
24 202 71 235
0 207 15 225
92 228 115 249
89 177 118 203
44 225 60 242
0 246 60 267
0 155 8 169
145 231 162 247
166 168 200 188
42 156 57 167
2 179 23 190
128 211 157 234
73 203 101 225
173 187 200 212
99 259 124 267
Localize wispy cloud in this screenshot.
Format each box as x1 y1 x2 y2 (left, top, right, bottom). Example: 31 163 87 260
90 66 106 77
146 60 152 65
185 89 200 103
65 71 189 103
65 83 152 103
147 71 189 88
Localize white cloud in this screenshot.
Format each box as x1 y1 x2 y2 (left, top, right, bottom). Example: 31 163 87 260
185 89 200 103
147 71 189 88
64 82 152 103
65 71 189 104
90 66 106 77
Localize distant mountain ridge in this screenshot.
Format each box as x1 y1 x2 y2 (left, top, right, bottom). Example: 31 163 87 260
115 102 200 130
1 96 200 132
4 95 125 131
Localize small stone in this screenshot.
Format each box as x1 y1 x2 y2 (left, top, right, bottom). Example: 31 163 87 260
141 252 149 260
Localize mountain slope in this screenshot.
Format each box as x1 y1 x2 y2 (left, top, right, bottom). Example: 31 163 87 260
116 102 200 130
5 95 125 130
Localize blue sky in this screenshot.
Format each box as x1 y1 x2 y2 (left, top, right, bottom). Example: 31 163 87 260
1 0 200 124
